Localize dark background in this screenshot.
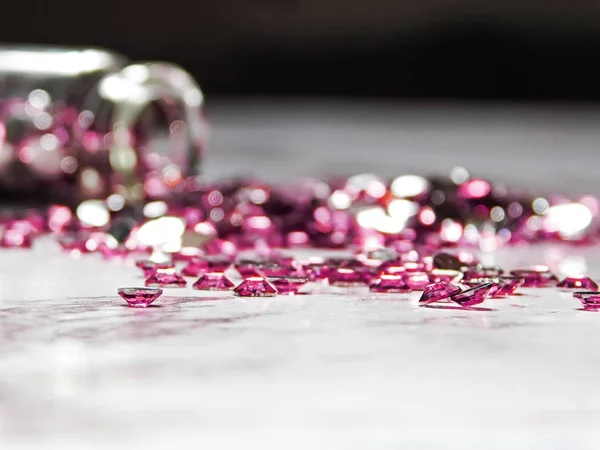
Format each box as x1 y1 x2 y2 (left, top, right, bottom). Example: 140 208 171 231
3 1 600 100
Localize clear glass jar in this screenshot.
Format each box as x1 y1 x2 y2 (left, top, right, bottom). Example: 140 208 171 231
0 45 208 206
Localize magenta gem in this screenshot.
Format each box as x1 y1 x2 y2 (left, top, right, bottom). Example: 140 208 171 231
463 266 503 280
510 268 558 287
135 260 175 277
234 260 262 278
268 276 309 295
464 277 504 297
193 273 235 291
402 272 431 290
256 262 301 277
0 229 33 248
328 267 372 286
381 265 406 275
206 257 232 273
234 277 277 297
495 276 524 297
428 269 461 283
145 269 187 288
573 291 600 310
369 274 411 293
182 258 210 277
118 287 163 308
172 247 203 262
449 283 493 307
419 281 462 305
557 277 599 290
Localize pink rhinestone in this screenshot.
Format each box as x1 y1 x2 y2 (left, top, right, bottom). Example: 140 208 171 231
494 276 524 297
182 258 210 277
419 281 462 305
381 265 406 275
464 277 504 297
145 269 187 288
268 276 309 295
557 277 599 290
0 229 33 248
369 274 411 293
573 291 600 310
463 266 504 280
234 260 262 278
135 260 175 277
402 272 431 290
328 267 372 286
234 277 277 297
118 287 163 308
428 269 461 283
206 257 232 273
450 283 493 307
256 262 301 277
172 247 203 262
510 268 558 287
193 273 234 291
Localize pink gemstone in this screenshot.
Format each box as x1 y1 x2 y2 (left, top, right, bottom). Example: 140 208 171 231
268 276 309 295
304 263 332 281
182 258 210 277
369 274 411 293
510 269 558 287
428 269 461 283
145 269 187 288
402 272 431 290
328 267 372 286
256 262 301 277
118 287 163 307
172 247 203 262
557 277 599 290
464 277 504 297
381 265 406 275
234 277 277 297
135 260 175 277
193 273 234 291
573 291 600 310
0 229 33 248
419 281 462 305
234 260 262 278
206 257 232 273
463 266 503 280
494 276 524 296
450 283 493 307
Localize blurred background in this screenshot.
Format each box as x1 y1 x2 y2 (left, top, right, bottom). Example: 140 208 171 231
3 0 600 100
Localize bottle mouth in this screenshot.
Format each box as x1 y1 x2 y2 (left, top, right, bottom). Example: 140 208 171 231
80 62 209 204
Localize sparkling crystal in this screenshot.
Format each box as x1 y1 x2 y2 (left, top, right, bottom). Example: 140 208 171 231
557 277 598 290
234 277 277 297
573 291 600 310
369 274 411 293
419 281 462 305
193 272 234 291
135 260 175 277
428 269 461 283
450 283 493 307
256 262 301 277
181 258 209 277
494 276 524 297
510 268 558 287
118 287 163 307
464 277 504 297
328 267 372 286
145 268 187 288
206 257 232 273
268 276 309 295
402 272 431 290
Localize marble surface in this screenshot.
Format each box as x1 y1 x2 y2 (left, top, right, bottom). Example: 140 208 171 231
2 101 600 449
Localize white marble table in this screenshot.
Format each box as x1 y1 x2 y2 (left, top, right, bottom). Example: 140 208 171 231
2 101 600 449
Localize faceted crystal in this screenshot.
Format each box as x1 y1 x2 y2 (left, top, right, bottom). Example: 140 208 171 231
234 277 277 297
118 287 163 307
182 258 210 277
234 260 262 278
268 276 309 295
135 260 175 277
369 274 411 293
450 283 493 307
573 291 600 310
494 276 524 297
193 273 234 291
428 269 461 283
419 281 462 305
402 272 431 290
464 277 504 297
328 267 372 286
145 268 187 288
206 257 233 273
510 269 558 287
557 277 598 290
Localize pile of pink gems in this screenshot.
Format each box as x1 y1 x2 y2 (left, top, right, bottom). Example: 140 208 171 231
1 170 599 310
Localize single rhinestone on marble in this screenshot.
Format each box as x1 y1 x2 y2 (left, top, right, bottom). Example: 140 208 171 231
369 274 411 293
449 283 493 307
328 267 373 286
135 260 175 277
557 277 599 290
419 281 462 305
428 269 462 283
118 287 163 308
433 252 465 271
402 272 431 290
145 268 187 288
234 277 277 297
268 276 309 295
573 291 600 310
0 229 33 248
510 268 558 287
193 272 234 291
182 258 210 277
